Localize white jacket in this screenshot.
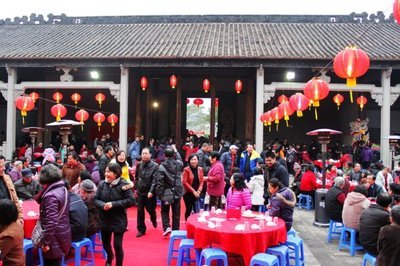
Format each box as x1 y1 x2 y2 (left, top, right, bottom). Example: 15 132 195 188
375 170 393 192
247 174 265 205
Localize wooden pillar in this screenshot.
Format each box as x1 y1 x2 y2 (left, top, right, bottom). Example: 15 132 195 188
175 77 182 149
245 78 254 143
210 79 216 146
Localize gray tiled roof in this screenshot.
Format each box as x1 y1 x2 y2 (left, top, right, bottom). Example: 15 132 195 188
0 21 399 62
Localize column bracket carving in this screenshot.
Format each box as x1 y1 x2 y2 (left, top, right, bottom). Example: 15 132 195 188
56 66 77 82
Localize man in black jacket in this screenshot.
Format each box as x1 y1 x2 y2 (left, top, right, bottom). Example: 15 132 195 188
156 146 183 237
264 151 289 189
359 192 392 256
134 147 158 237
98 146 114 180
325 176 346 222
377 205 400 266
65 180 88 242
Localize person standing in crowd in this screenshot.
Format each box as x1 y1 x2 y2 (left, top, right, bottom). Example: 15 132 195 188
285 144 297 175
98 146 114 180
226 173 252 210
247 166 265 211
182 140 198 166
204 151 225 210
268 178 295 231
182 154 204 220
156 147 184 236
361 144 374 170
135 147 159 237
14 168 41 201
377 205 400 266
0 156 23 221
128 136 141 167
35 164 71 266
342 185 370 231
196 143 212 175
291 162 303 196
62 151 86 187
0 199 24 266
221 145 239 177
79 179 100 238
359 193 392 256
111 150 132 183
264 151 289 187
95 163 135 266
299 164 319 203
376 167 393 192
325 176 346 222
240 143 261 181
9 160 23 182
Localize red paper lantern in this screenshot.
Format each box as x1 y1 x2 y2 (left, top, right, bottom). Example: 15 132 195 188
193 98 204 107
29 92 39 103
278 101 294 127
262 111 273 132
15 95 35 124
93 112 106 131
203 79 210 93
186 99 190 104
71 92 81 105
50 104 67 121
170 75 177 89
304 77 329 120
75 109 89 130
333 46 370 102
278 95 288 104
107 114 119 132
95 93 105 108
394 0 400 24
270 107 283 131
289 93 309 117
53 92 63 103
333 94 344 110
356 95 368 110
235 80 242 94
140 76 148 91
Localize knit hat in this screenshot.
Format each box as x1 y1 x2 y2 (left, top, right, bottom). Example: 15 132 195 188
21 168 33 177
81 179 96 192
293 162 301 170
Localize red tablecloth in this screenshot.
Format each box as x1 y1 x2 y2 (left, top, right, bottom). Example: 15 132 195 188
186 212 287 265
313 160 341 169
22 200 40 239
316 179 357 192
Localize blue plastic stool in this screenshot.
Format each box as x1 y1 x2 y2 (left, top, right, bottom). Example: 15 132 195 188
287 228 297 237
88 232 107 258
362 253 377 266
266 245 290 266
24 239 44 266
297 194 313 210
338 226 363 256
176 238 200 266
285 235 305 266
199 248 228 266
250 253 279 266
167 230 187 265
62 238 95 266
327 220 343 243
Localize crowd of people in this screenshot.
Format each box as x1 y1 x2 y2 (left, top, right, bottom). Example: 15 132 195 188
1 134 400 265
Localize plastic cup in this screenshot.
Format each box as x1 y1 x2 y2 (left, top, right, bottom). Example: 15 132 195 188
244 221 250 231
199 209 204 215
211 206 216 214
273 217 278 224
259 219 265 229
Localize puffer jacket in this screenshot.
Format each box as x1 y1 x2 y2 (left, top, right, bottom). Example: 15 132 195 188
135 160 159 195
94 179 135 233
269 187 294 231
156 158 183 200
342 191 370 230
247 174 265 205
226 187 252 210
36 180 71 259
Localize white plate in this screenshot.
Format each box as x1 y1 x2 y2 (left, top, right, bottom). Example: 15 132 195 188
242 213 257 218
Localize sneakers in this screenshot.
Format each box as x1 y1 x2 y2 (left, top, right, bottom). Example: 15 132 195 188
163 227 172 236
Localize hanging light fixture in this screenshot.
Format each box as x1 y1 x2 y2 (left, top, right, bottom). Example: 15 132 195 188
235 80 242 94
170 75 177 89
75 109 89 131
15 95 35 124
333 94 344 110
356 95 368 110
288 93 309 117
278 101 294 127
107 114 119 132
93 112 106 131
53 92 63 103
270 107 283 131
71 92 81 107
50 104 67 121
303 77 330 120
29 92 39 103
95 93 105 108
203 79 210 93
140 76 148 91
278 95 288 104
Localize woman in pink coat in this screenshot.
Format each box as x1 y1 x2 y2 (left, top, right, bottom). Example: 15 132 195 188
226 173 252 210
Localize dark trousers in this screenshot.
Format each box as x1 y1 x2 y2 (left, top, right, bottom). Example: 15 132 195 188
43 258 62 266
161 200 181 231
209 195 222 209
136 193 157 233
183 192 200 220
101 230 125 266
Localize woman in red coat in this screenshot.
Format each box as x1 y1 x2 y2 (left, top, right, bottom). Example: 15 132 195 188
182 154 204 220
299 164 319 203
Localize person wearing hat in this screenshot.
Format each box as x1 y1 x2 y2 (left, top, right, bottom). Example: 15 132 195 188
221 145 240 194
14 168 41 201
79 179 100 238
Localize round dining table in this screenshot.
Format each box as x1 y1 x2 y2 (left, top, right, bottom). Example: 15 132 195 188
186 212 287 266
22 200 40 239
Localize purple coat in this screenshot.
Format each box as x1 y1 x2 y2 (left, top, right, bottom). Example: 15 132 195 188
269 187 294 231
226 187 252 210
36 180 71 259
206 161 225 197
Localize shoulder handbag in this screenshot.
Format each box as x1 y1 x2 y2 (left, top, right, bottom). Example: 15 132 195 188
161 165 178 205
32 187 68 248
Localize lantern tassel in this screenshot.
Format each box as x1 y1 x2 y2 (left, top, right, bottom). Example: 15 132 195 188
337 105 340 110
276 123 279 131
296 111 303 117
268 125 271 132
112 127 114 133
22 116 25 125
286 120 289 127
81 124 84 131
56 115 60 122
314 107 318 120
346 77 356 88
349 89 353 103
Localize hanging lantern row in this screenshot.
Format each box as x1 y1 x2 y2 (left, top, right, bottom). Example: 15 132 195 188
140 76 148 91
75 109 89 130
107 114 119 132
95 93 106 108
29 92 39 103
203 79 210 93
170 75 177 89
71 92 81 106
278 95 288 104
235 80 242 94
394 0 400 25
93 112 106 131
51 104 67 121
288 93 308 117
53 91 63 103
303 77 329 120
333 94 344 110
356 95 368 111
15 95 35 124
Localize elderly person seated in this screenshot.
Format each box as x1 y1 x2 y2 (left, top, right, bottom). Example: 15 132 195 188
9 161 23 182
14 168 41 201
366 173 385 199
377 205 400 266
342 184 370 231
325 176 346 222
